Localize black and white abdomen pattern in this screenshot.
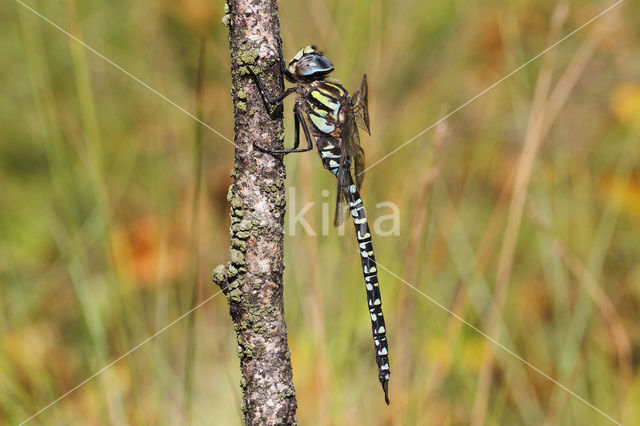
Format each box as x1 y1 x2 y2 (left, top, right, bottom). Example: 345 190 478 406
345 180 390 397
315 136 342 176
315 135 391 401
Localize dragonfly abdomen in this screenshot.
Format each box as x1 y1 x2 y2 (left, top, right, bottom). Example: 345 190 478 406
315 136 342 175
344 179 391 404
316 136 391 403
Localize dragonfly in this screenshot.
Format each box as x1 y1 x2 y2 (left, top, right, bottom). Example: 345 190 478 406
249 45 390 404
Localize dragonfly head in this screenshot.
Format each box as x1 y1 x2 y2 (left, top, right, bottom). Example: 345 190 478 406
286 45 334 82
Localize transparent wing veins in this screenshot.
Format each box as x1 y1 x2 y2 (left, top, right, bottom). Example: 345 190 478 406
351 74 370 135
334 90 366 226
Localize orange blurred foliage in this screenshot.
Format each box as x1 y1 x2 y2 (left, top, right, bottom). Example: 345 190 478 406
165 0 218 35
111 215 188 287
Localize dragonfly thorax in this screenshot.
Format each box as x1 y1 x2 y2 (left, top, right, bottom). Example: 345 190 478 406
300 80 348 137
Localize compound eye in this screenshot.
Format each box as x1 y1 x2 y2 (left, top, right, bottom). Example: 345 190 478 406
296 54 333 77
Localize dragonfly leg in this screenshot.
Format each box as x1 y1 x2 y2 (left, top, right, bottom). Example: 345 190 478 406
276 42 296 82
254 103 313 155
247 68 296 119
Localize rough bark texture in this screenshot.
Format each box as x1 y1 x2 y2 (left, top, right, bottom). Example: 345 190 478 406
212 0 297 424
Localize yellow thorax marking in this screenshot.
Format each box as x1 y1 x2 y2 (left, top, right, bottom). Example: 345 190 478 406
311 90 340 111
309 114 335 133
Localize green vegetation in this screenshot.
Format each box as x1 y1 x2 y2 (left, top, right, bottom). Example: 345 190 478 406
1 0 639 424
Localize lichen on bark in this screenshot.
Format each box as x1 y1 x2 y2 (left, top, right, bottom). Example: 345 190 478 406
212 0 297 424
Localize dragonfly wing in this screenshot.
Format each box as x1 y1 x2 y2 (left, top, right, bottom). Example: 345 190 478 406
331 81 367 227
343 98 366 189
333 178 348 227
351 74 370 135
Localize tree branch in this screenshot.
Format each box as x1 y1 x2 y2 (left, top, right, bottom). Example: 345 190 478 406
212 0 297 424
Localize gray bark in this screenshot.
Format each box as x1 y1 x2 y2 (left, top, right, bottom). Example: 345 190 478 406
212 0 297 424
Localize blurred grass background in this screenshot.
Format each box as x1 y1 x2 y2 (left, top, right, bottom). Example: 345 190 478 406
1 0 640 424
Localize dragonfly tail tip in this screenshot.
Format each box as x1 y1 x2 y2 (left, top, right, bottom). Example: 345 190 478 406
381 379 390 405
